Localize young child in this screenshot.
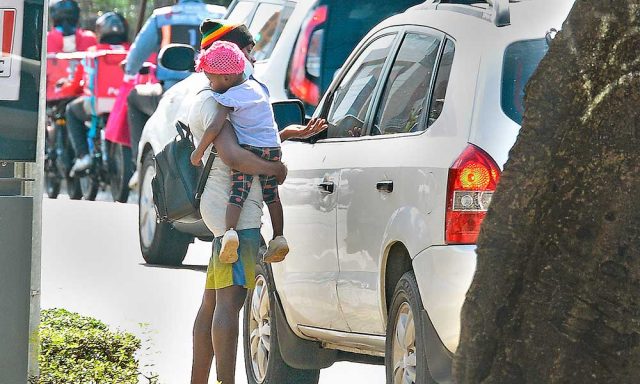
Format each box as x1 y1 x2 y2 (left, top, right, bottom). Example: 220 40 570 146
190 41 288 265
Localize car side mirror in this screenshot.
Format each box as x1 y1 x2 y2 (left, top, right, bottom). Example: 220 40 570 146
159 44 196 72
272 100 305 131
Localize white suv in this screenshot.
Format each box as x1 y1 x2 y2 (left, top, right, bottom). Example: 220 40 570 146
244 1 574 383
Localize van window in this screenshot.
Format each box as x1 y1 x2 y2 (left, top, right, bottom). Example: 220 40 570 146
502 38 548 124
226 1 255 24
248 3 295 61
371 33 441 136
324 34 396 139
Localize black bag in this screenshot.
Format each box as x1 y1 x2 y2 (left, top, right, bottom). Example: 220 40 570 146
151 120 216 222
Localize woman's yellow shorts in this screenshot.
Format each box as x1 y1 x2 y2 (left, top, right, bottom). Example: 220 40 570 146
205 228 261 290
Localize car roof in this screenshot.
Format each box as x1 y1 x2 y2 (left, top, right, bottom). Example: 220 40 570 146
369 0 574 48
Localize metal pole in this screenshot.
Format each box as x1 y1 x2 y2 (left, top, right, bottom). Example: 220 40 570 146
28 1 48 378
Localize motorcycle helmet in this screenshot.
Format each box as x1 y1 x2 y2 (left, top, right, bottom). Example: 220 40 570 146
49 0 80 36
95 12 129 45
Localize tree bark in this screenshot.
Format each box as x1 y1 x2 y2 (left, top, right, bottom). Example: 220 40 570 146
454 1 640 383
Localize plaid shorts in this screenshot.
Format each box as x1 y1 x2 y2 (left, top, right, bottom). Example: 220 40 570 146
229 145 281 207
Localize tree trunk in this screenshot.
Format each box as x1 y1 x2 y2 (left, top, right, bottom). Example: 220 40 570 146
454 1 640 383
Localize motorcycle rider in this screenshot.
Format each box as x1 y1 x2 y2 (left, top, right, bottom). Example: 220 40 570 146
124 0 226 189
65 12 131 174
47 0 97 53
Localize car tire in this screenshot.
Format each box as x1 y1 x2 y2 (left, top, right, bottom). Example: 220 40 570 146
138 150 191 265
386 271 435 384
244 262 321 384
108 143 132 203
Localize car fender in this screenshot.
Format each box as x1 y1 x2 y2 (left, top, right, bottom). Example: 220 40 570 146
376 206 433 319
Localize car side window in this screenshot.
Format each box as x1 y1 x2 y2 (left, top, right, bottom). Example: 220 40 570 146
323 34 396 139
428 39 455 126
371 33 441 136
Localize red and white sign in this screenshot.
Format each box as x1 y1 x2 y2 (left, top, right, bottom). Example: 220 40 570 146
0 0 23 100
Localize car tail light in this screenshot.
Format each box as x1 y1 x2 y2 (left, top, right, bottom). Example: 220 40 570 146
445 144 501 244
288 5 327 106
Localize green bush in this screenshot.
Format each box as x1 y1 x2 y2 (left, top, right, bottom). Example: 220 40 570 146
34 308 142 384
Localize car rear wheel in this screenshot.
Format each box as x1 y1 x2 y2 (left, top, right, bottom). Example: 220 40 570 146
244 262 320 384
386 271 435 384
138 150 191 265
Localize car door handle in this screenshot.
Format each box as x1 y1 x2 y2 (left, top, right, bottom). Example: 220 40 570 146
318 181 335 194
376 180 394 193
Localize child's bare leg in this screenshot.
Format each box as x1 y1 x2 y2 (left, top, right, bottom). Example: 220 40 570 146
267 201 283 238
220 171 251 264
264 200 288 263
225 204 242 231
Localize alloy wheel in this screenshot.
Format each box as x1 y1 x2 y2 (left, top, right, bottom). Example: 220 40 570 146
249 275 271 383
392 302 417 384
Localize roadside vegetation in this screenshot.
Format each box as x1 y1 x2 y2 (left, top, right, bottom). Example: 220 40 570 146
30 308 157 384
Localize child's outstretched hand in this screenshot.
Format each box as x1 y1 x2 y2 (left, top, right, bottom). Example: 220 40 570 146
190 149 203 166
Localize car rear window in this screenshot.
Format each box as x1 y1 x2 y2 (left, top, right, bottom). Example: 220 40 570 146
248 2 295 61
501 38 548 125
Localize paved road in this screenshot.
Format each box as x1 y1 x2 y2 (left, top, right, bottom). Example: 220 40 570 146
40 198 386 384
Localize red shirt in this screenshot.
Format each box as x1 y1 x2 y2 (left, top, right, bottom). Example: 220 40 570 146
47 28 97 53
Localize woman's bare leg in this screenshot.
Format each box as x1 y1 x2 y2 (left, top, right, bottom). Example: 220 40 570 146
191 289 216 384
212 285 247 384
213 121 287 183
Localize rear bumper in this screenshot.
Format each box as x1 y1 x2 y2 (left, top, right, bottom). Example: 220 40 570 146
412 245 477 354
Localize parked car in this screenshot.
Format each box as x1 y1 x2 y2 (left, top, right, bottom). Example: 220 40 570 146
136 0 424 264
243 1 574 383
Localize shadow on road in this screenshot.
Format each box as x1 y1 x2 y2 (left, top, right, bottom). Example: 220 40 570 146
140 263 207 272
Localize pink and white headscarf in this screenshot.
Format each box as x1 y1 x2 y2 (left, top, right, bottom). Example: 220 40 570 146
195 40 246 75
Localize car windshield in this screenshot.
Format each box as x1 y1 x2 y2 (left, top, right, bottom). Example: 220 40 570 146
502 38 549 125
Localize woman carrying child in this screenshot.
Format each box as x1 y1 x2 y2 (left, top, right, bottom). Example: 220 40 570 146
191 40 289 265
188 20 327 384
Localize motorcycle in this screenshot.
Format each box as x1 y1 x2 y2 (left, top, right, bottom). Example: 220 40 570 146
45 52 86 199
44 98 83 199
45 48 149 202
